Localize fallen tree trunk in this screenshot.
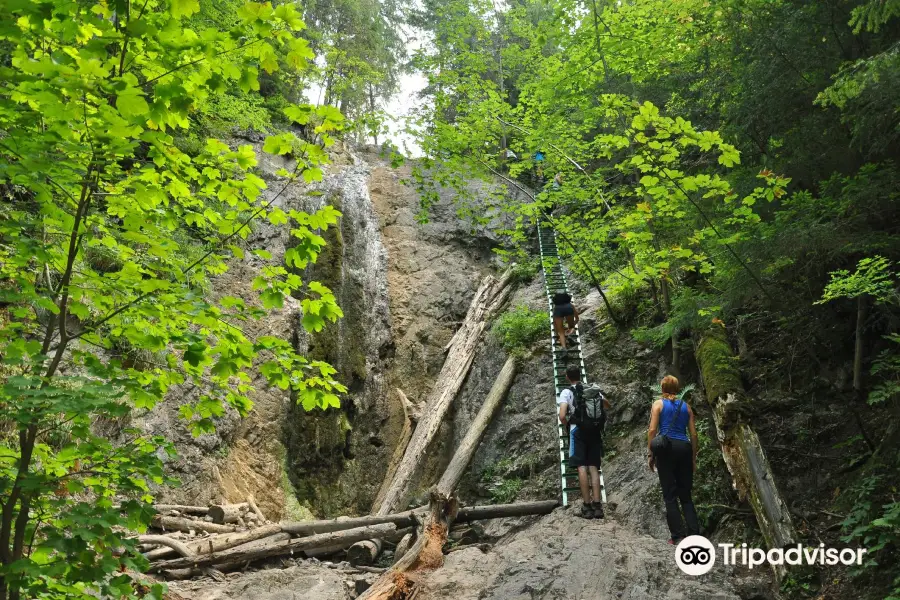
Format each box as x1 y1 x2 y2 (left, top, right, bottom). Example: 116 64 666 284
144 524 283 560
375 272 514 516
150 523 397 572
695 326 797 580
359 353 520 597
153 505 209 516
151 515 237 534
455 500 558 523
437 356 516 490
281 509 422 536
208 503 248 524
247 496 267 523
348 274 513 568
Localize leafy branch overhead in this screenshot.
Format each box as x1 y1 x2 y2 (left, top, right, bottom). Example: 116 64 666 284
0 0 347 596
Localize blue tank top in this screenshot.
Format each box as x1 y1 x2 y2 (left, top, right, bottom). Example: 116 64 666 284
659 399 690 442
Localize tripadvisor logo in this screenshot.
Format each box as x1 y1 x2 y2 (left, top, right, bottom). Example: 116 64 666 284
675 536 868 576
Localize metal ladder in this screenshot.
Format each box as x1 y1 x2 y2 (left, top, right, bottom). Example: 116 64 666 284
537 223 607 507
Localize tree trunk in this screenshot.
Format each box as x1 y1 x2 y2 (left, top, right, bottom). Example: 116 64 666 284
151 516 237 534
143 524 282 560
247 496 267 523
695 327 797 580
394 532 414 563
347 539 382 566
208 503 247 524
436 356 516 490
455 500 557 523
357 354 524 598
376 272 513 516
153 505 209 516
852 295 876 451
280 510 421 536
150 523 397 572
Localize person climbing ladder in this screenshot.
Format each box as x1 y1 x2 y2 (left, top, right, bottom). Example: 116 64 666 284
551 289 578 352
558 365 611 518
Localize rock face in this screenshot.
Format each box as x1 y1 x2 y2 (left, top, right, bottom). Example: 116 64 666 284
143 142 514 520
417 509 741 600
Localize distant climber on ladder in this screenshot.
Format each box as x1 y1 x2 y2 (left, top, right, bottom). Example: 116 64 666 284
551 289 578 353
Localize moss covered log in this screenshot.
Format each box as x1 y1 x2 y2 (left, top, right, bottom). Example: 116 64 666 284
695 326 797 580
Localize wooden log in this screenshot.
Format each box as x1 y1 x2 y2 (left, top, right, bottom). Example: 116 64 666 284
347 539 382 566
137 535 194 559
376 271 514 516
144 524 282 560
436 356 516 491
208 503 248 524
280 510 421 536
150 523 397 572
247 496 267 523
304 527 413 559
455 500 558 523
153 505 210 516
695 327 797 581
358 353 521 599
394 533 414 563
152 515 237 534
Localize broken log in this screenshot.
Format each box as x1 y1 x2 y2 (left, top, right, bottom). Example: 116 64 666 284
138 535 194 559
151 522 397 572
152 515 237 534
280 509 421 536
437 356 516 491
455 500 558 523
376 271 514 516
394 533 414 563
358 353 520 598
695 326 797 580
153 505 210 516
347 539 382 566
208 503 248 524
144 524 283 560
247 496 267 523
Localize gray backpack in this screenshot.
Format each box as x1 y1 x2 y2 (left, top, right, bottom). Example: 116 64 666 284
571 383 606 433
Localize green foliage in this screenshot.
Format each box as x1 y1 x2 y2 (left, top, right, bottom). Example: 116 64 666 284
817 257 897 304
491 305 546 356
839 470 900 598
509 257 541 283
488 477 524 504
480 458 524 503
0 0 347 596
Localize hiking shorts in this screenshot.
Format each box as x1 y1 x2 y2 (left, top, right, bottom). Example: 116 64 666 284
553 303 575 318
569 427 603 468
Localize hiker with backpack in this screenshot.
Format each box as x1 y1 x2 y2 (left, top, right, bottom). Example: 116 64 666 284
551 290 578 351
647 375 700 544
558 364 610 519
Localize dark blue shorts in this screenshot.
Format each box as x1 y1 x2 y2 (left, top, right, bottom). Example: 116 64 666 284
569 427 603 468
553 303 575 318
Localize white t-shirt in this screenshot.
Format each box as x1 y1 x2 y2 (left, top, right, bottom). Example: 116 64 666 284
557 387 576 432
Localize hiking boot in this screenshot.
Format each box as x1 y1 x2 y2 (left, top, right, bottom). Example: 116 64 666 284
579 504 595 519
591 502 605 519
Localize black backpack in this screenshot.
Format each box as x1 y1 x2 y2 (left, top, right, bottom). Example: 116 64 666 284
570 383 606 433
552 292 571 305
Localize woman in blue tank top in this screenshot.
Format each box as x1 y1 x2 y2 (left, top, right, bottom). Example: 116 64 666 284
647 375 700 544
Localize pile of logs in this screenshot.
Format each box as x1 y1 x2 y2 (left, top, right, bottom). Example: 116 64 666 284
137 499 557 579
